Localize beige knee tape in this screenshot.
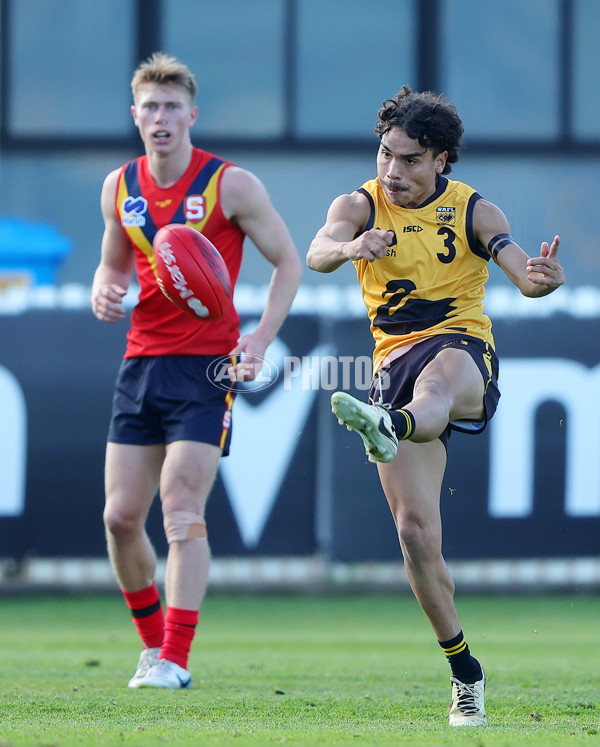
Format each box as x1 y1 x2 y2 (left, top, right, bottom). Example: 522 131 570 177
164 510 207 543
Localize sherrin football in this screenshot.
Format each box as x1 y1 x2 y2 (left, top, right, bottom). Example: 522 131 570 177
152 224 232 320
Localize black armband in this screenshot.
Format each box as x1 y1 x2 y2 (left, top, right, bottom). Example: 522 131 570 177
487 233 514 261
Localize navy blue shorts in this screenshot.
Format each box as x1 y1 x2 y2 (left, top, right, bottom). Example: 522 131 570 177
107 356 236 455
369 334 500 447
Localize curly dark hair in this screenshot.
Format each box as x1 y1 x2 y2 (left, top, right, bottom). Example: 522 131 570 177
374 86 464 174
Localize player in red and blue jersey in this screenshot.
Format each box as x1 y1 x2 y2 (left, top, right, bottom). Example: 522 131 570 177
91 53 302 689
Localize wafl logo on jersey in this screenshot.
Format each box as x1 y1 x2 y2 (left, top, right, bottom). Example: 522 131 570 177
121 196 148 227
436 206 456 226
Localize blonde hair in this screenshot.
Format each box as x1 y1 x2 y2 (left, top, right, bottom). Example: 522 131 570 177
131 52 197 104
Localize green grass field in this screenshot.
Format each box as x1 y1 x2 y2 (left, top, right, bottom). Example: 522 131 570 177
0 592 598 746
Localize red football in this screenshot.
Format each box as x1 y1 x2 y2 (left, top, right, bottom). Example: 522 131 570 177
152 224 232 320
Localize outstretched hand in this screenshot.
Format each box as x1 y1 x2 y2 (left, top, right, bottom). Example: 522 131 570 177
526 235 565 295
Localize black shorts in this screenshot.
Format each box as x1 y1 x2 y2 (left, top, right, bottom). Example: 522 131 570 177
107 355 236 455
369 334 500 447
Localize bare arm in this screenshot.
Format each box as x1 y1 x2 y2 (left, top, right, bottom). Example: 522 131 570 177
307 192 393 273
91 169 135 322
473 199 565 297
221 166 303 379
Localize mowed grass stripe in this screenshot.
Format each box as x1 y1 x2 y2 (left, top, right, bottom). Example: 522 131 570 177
0 593 598 745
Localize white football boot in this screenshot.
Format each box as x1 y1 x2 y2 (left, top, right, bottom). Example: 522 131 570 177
448 672 487 727
136 659 192 689
127 647 161 688
331 391 399 463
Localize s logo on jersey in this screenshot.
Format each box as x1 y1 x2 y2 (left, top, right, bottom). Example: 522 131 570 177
121 196 148 227
436 207 456 226
185 195 206 221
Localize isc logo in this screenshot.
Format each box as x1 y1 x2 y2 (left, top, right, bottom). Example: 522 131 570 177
403 225 423 233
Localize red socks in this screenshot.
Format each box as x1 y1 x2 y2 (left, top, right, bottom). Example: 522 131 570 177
122 583 164 649
122 586 198 669
159 607 199 670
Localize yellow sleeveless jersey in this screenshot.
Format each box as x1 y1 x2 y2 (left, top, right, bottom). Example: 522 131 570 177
354 176 494 371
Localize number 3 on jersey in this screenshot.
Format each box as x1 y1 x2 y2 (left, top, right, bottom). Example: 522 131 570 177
185 195 206 221
437 226 456 264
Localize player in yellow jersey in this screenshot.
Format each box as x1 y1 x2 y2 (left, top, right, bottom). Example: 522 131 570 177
307 86 565 727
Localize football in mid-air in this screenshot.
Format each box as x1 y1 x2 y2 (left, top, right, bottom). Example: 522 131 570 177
152 224 232 320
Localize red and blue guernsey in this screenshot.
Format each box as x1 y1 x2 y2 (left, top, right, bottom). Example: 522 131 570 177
115 147 245 358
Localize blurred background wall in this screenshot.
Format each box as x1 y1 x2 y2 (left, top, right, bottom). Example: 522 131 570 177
1 0 599 289
1 0 599 590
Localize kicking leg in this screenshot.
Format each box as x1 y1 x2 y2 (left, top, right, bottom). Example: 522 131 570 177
400 347 486 442
331 346 486 462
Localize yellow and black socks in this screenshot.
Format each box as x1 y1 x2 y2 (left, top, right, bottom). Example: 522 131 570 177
439 630 483 684
160 607 199 670
388 408 416 441
122 583 164 649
